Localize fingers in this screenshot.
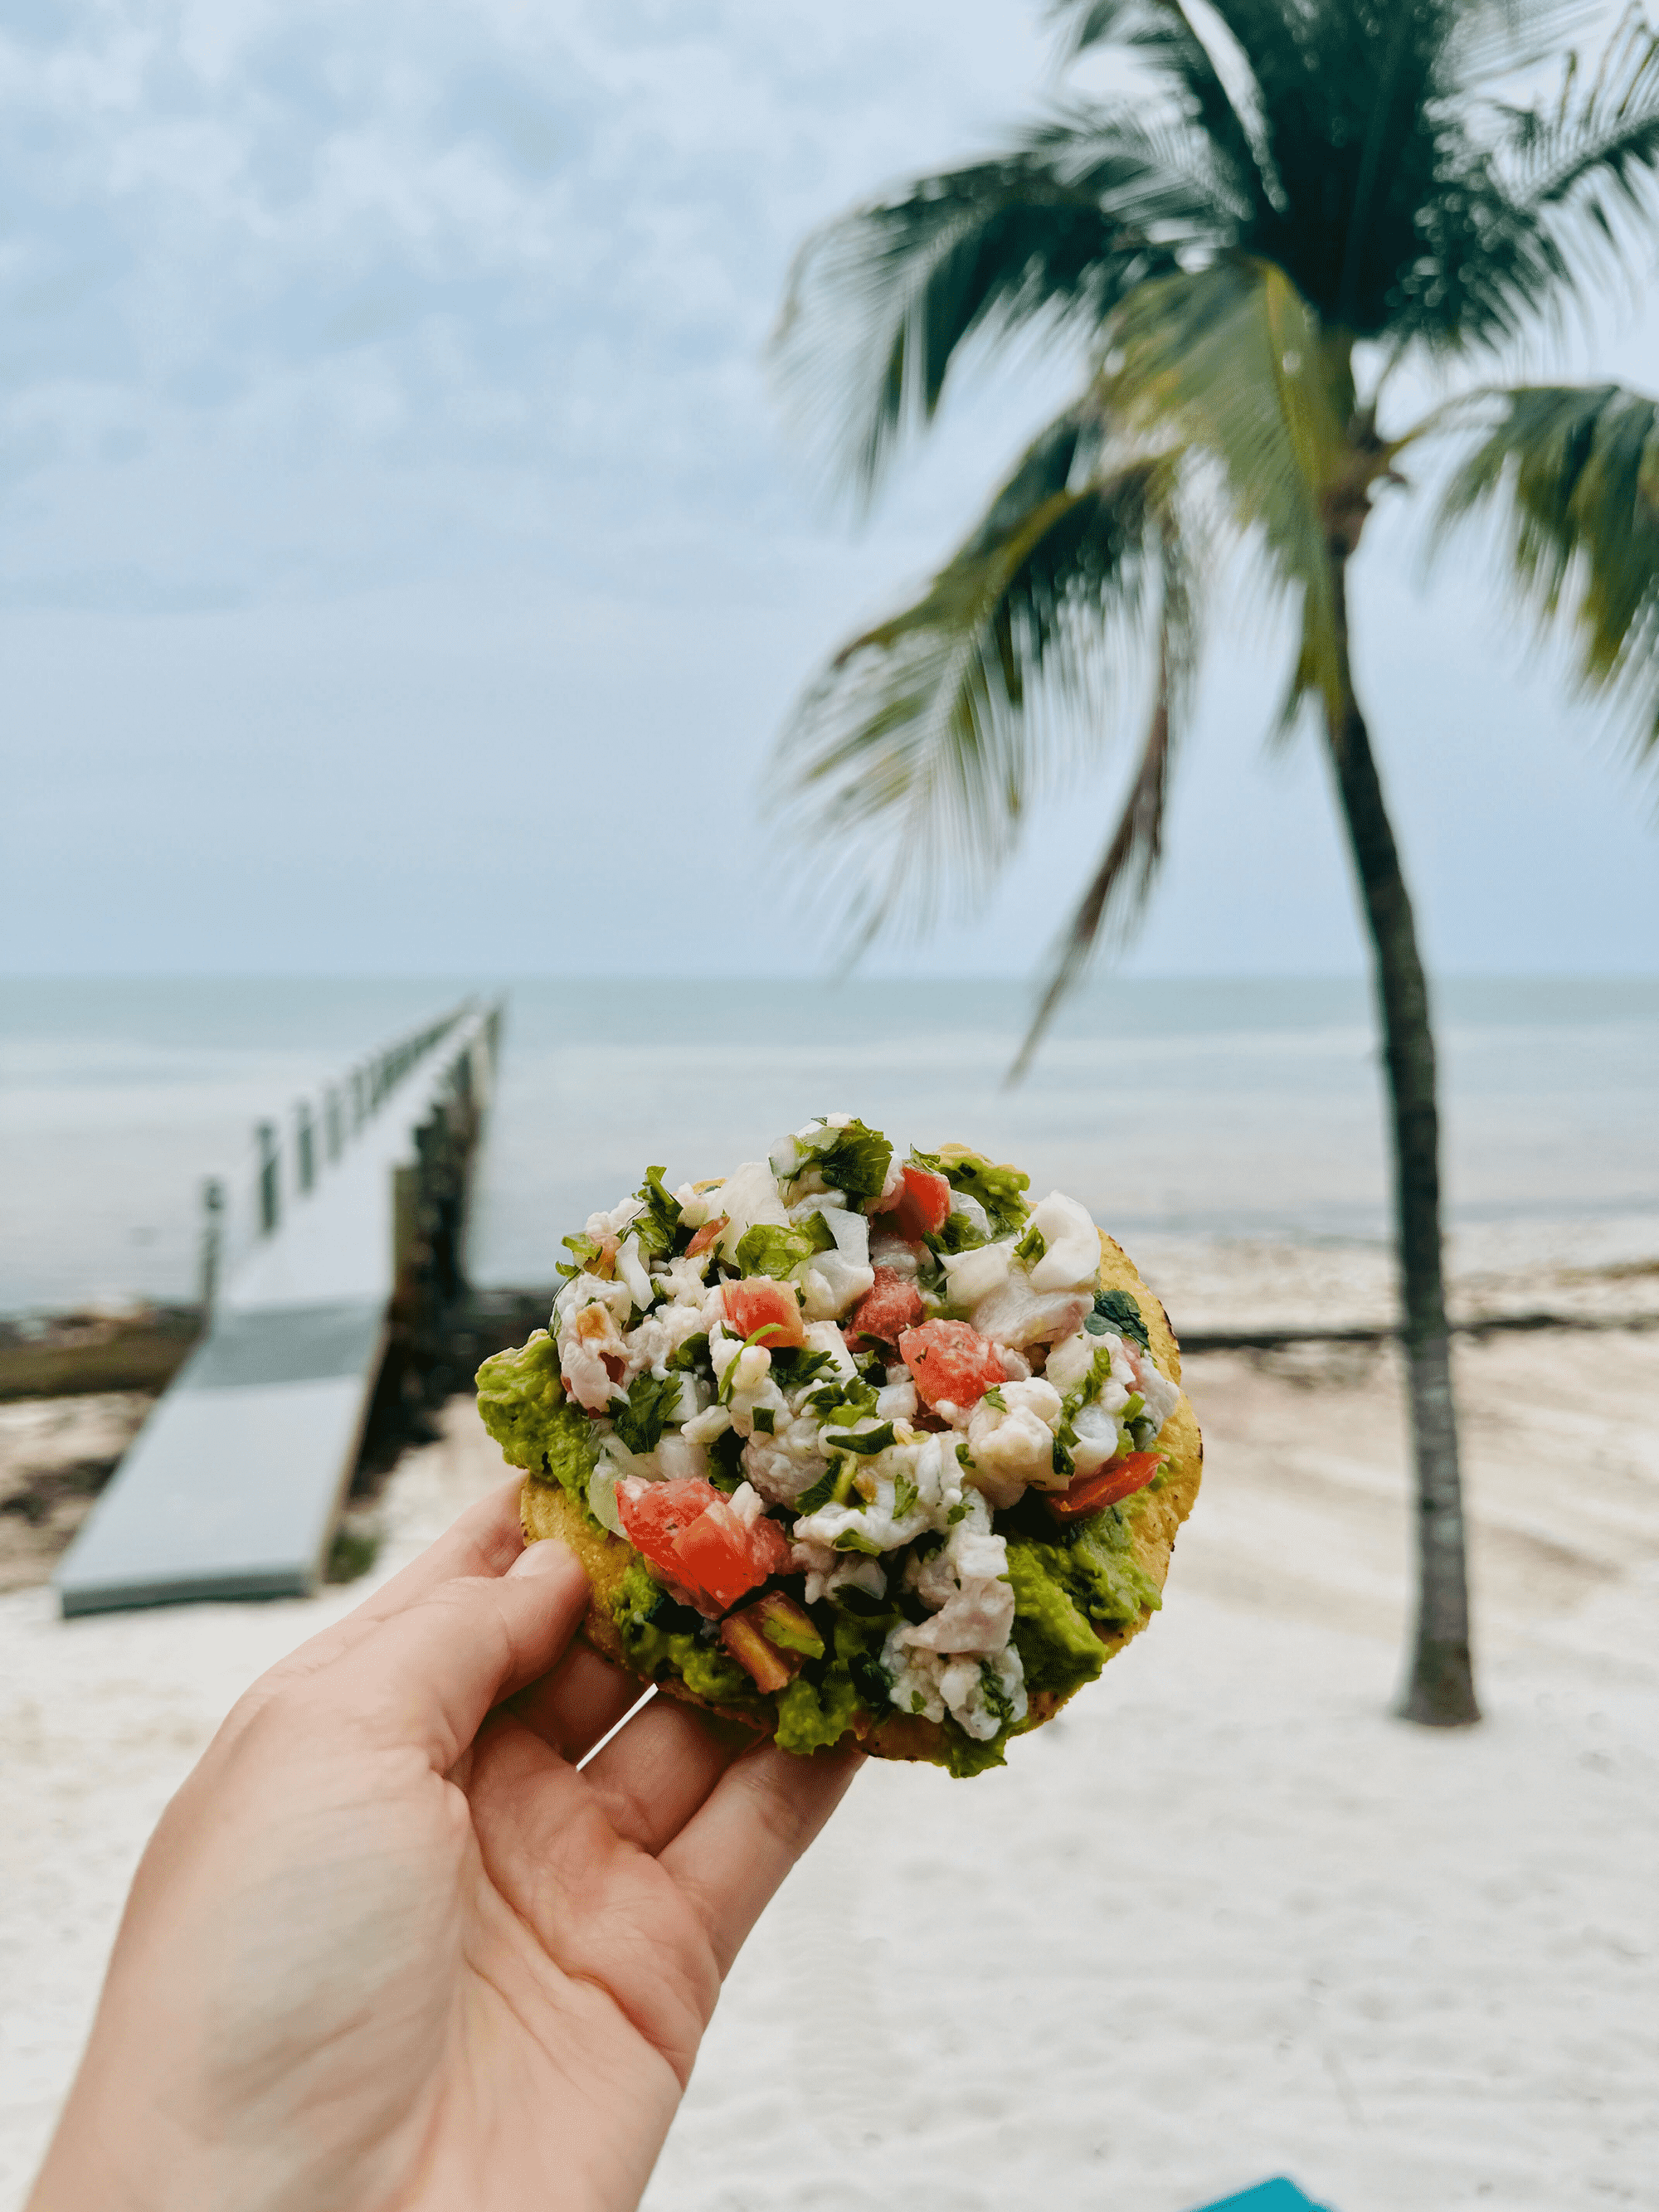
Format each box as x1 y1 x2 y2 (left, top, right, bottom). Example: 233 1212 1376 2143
335 1537 593 1768
226 1476 530 1733
659 1739 863 1975
462 1715 727 2073
578 1690 759 1854
506 1643 651 1767
343 1473 528 1624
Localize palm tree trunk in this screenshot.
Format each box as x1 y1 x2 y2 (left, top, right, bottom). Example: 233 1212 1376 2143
1323 548 1480 1727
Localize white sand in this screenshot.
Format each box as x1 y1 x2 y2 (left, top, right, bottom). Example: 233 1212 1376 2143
3 1332 1656 2212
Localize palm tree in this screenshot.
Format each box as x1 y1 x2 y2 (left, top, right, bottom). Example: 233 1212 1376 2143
771 0 1659 1726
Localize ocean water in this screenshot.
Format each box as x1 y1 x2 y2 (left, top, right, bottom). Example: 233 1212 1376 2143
2 975 1656 1315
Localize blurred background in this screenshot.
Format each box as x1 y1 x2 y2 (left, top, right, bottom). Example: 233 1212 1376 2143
2 5 1656 2211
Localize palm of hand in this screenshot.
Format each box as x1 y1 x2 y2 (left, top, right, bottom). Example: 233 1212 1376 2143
31 1482 858 2212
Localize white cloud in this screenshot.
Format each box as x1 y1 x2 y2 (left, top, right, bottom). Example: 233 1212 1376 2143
0 0 1652 980
0 0 1057 605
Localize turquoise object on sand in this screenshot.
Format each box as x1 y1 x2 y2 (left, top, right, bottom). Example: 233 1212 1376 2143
1191 2184 1331 2212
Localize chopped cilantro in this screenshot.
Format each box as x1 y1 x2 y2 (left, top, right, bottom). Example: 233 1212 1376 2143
794 1466 837 1514
832 1529 884 1556
910 1692 927 1714
978 1661 1017 1726
835 1422 896 1456
931 1211 989 1255
667 1331 709 1373
1087 1287 1151 1349
936 1148 1031 1239
981 1385 1008 1412
893 1471 920 1519
770 1345 837 1393
820 1388 881 1426
946 1501 970 1524
797 1117 893 1202
1048 1344 1119 1472
735 1218 834 1279
1061 1345 1119 1427
556 1231 606 1282
611 1371 682 1456
752 1406 775 1434
708 1424 746 1491
1014 1223 1047 1268
630 1166 683 1260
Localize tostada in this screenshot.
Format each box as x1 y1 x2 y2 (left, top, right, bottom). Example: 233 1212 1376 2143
476 1117 1201 1777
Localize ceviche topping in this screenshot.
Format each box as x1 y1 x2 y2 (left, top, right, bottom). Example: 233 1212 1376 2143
475 1120 1182 1775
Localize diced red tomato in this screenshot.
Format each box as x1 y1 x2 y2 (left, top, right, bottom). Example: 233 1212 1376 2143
617 1475 790 1614
746 1514 792 1578
674 1500 785 1611
1044 1451 1163 1523
616 1475 727 1557
882 1162 951 1241
685 1214 727 1257
845 1266 925 1347
721 1276 805 1349
898 1319 1007 1412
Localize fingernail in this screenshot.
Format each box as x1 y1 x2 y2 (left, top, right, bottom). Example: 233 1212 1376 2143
509 1538 573 1579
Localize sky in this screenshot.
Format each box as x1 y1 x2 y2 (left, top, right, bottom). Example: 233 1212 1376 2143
1 0 1655 980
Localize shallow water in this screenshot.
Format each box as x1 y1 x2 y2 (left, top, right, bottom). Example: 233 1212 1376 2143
2 975 1655 1313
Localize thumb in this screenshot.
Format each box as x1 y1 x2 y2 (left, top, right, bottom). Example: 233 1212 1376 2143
341 1536 593 1770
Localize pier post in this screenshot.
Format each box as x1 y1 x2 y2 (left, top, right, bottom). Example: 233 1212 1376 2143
199 1178 225 1314
256 1122 280 1236
296 1100 316 1194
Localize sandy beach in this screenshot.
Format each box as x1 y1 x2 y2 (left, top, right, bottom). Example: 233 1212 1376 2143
2 1269 1656 2211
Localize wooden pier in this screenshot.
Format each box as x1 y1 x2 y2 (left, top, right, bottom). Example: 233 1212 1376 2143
54 1002 501 1616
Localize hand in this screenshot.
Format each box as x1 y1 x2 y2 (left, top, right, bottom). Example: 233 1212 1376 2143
28 1477 860 2212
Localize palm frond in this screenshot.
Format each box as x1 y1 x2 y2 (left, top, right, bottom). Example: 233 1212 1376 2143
1008 522 1195 1082
1501 7 1659 265
1448 0 1605 85
772 114 1233 507
769 405 1181 941
1104 255 1348 724
1434 382 1659 749
1050 0 1285 216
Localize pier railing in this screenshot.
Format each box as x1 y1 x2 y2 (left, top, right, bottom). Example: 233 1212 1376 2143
201 1002 499 1308
56 998 506 1613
